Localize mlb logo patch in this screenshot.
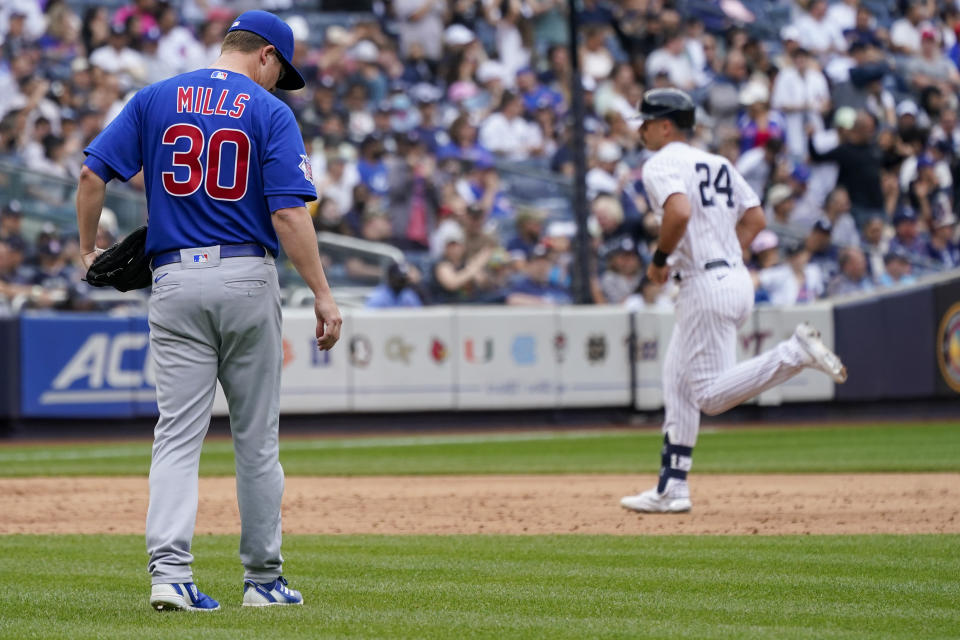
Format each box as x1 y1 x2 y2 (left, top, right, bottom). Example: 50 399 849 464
211 70 228 80
193 253 209 263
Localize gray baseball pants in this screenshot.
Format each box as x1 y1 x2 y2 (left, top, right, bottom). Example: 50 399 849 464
145 249 284 585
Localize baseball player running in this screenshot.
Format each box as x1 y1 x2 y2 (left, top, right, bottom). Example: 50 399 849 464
620 89 846 514
76 11 341 610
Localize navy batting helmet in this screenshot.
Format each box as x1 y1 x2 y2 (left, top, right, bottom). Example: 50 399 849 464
631 88 696 129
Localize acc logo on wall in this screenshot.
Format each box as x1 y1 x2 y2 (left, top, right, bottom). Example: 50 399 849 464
937 302 960 393
350 335 372 367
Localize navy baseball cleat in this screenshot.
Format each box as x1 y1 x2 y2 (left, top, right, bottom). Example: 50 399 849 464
242 576 303 607
150 582 220 611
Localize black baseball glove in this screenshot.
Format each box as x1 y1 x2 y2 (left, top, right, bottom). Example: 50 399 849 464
85 225 152 292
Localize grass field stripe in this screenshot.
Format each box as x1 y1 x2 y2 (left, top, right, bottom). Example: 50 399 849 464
0 430 644 463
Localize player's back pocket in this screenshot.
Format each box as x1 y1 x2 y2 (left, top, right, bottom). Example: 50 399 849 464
224 279 268 298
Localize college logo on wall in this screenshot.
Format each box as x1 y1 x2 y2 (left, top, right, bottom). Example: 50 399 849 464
430 338 448 364
464 338 494 363
586 334 607 364
740 329 773 356
638 338 658 362
282 338 295 368
311 342 332 367
386 336 414 364
553 332 567 364
937 302 960 393
512 335 536 366
350 335 372 368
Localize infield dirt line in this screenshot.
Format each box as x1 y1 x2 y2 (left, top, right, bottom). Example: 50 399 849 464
1 474 958 536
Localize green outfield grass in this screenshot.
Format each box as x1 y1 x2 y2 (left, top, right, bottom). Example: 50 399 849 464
0 422 958 477
0 534 957 640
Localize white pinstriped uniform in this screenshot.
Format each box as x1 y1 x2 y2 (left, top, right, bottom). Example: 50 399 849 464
642 142 812 455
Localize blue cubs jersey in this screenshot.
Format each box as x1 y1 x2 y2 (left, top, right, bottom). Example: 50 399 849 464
85 68 317 257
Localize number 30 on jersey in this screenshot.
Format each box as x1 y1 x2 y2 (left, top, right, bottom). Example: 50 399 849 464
161 124 250 201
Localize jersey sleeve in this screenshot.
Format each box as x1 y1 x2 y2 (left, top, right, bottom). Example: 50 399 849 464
641 156 686 211
261 104 318 202
83 92 143 181
730 163 761 218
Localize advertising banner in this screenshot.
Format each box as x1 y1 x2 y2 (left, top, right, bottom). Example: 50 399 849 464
633 309 674 410
211 308 352 416
456 307 559 409
20 313 156 417
348 308 456 410
0 317 19 419
934 278 960 397
556 307 632 407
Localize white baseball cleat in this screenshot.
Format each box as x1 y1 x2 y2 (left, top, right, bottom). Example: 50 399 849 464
149 582 220 611
794 322 847 383
242 576 303 607
621 481 692 513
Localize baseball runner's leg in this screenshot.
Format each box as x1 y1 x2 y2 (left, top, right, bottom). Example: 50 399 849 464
658 322 697 487
146 267 219 585
620 308 696 513
212 257 286 585
685 267 810 416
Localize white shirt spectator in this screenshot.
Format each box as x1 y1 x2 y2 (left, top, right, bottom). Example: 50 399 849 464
758 263 825 305
0 0 46 41
735 146 770 199
158 26 207 76
831 212 860 248
771 64 830 159
90 45 147 87
825 1 857 32
793 13 846 57
890 18 923 55
394 0 446 61
319 162 360 217
586 166 619 200
479 112 543 161
645 48 697 90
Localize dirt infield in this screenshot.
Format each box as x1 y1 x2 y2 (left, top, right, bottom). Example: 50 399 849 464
2 474 958 535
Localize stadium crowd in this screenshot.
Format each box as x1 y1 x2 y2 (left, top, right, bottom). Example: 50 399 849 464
1 0 959 313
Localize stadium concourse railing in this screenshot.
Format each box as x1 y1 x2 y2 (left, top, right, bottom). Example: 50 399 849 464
2 271 959 421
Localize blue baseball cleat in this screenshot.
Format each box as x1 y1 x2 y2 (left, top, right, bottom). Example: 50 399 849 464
242 576 303 607
150 582 220 611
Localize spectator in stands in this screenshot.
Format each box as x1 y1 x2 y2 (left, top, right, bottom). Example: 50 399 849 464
823 187 860 247
807 217 841 283
764 184 803 242
0 201 24 247
792 0 847 60
506 206 546 260
925 212 960 269
706 49 749 130
453 152 512 221
357 136 389 196
878 246 918 287
586 139 622 200
318 147 359 220
460 202 500 262
366 262 425 308
506 244 572 306
827 246 874 296
736 136 784 203
430 221 493 304
773 47 831 162
479 91 543 161
755 239 825 306
625 275 673 311
889 207 928 258
155 2 204 78
88 23 146 88
387 134 441 251
906 26 960 94
737 82 786 155
749 229 781 272
808 111 885 227
890 1 929 56
600 237 643 304
646 30 698 92
860 214 890 279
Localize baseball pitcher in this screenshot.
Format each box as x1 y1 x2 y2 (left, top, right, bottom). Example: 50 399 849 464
76 11 341 610
621 89 847 513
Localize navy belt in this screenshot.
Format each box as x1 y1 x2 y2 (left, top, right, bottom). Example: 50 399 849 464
704 259 731 270
151 243 266 269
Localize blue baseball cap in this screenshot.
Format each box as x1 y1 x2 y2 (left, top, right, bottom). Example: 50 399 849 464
228 10 305 91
